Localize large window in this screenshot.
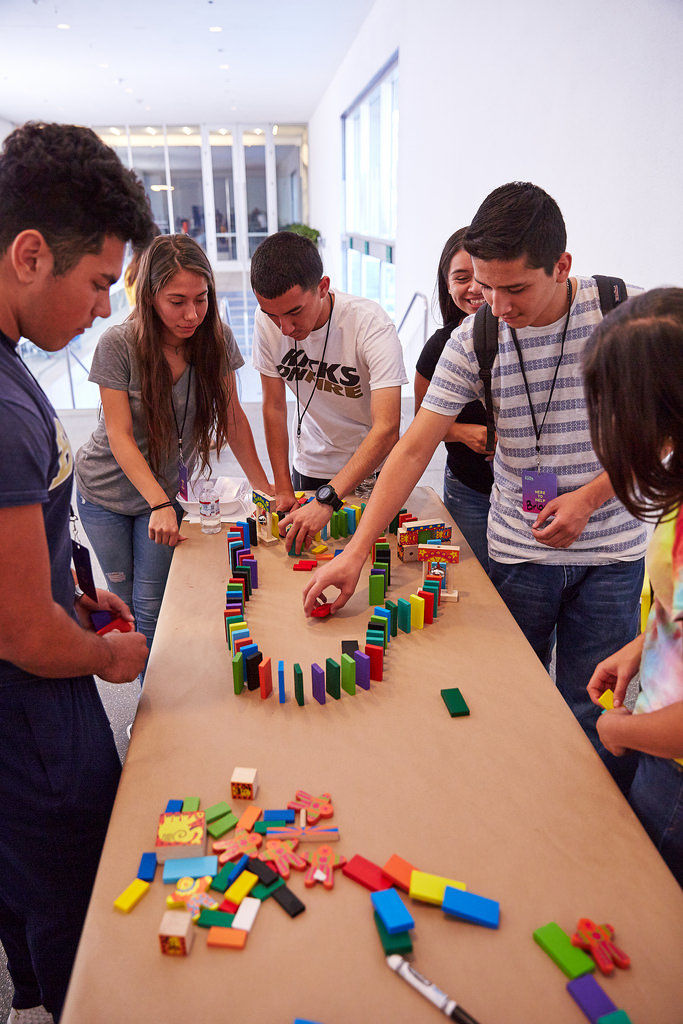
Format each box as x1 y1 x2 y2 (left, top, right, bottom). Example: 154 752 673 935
342 55 398 318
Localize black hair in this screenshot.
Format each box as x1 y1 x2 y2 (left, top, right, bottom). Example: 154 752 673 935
583 287 683 520
250 231 323 299
436 227 469 325
464 182 566 275
0 122 155 274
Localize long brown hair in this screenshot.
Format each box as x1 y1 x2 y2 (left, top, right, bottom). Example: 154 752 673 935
435 227 469 326
583 287 683 521
132 234 232 478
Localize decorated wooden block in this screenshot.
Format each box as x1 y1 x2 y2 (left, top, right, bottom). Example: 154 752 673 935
213 828 262 865
264 825 340 843
260 838 307 879
286 791 334 825
231 766 259 800
159 909 194 956
155 811 206 862
303 845 346 889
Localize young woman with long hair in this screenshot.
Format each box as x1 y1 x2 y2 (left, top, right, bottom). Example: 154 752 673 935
75 234 272 656
584 287 683 884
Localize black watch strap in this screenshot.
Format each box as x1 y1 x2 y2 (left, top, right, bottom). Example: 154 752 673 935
315 484 343 512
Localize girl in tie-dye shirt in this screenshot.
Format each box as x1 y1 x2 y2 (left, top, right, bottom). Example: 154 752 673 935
584 288 683 886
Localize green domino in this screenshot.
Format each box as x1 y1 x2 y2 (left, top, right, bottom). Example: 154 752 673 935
252 876 286 900
207 811 238 839
596 1013 633 1024
385 600 398 637
440 688 470 717
232 652 244 694
369 615 389 644
397 597 412 633
337 511 348 538
196 909 235 929
254 820 287 833
294 663 304 706
205 800 232 823
368 573 385 605
210 862 236 893
366 629 385 650
326 657 340 700
341 653 356 695
532 922 595 979
330 513 339 540
423 582 440 617
373 911 413 955
182 797 200 813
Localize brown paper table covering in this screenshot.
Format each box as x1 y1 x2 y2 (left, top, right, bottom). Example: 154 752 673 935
62 487 683 1024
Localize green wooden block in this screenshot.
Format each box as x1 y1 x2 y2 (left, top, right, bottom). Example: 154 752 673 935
441 687 470 717
330 513 339 540
337 511 348 538
294 663 304 706
224 613 242 641
533 922 595 979
369 615 389 644
205 800 232 823
385 600 398 637
196 908 235 929
210 862 236 893
254 819 287 833
232 652 244 694
341 653 356 695
397 597 412 633
365 629 385 651
326 657 340 700
373 911 413 955
596 1013 633 1024
207 811 238 839
368 573 385 605
252 876 286 900
182 797 200 813
423 581 440 617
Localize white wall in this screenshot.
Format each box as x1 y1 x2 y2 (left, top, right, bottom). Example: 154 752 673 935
0 116 16 144
308 0 683 370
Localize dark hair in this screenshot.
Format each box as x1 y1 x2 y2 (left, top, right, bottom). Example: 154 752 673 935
436 227 469 325
250 231 323 298
465 182 566 275
133 235 233 479
125 222 161 298
583 288 683 520
0 122 154 274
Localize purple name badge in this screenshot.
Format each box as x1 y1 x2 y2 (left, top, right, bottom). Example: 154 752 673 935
522 471 557 515
178 461 189 501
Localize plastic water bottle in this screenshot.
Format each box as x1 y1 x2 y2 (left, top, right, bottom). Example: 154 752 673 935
199 482 221 534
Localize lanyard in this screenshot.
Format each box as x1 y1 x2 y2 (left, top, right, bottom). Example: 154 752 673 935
510 280 572 470
294 294 334 451
170 363 192 465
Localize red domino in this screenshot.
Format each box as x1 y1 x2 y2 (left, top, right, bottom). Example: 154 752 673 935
342 854 387 891
417 589 434 624
259 657 273 699
293 560 318 571
311 603 331 618
364 643 383 681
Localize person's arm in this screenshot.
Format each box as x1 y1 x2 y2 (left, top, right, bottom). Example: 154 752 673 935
0 504 147 682
100 387 185 547
260 373 297 511
587 634 645 707
280 385 402 553
531 470 615 549
302 406 454 614
598 702 683 759
224 371 273 494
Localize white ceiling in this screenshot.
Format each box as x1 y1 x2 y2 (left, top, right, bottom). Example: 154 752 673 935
0 0 375 126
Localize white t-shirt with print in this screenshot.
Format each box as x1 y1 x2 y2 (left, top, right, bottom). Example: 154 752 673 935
253 289 407 478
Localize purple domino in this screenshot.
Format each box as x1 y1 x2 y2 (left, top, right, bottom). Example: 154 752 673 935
311 663 326 704
353 650 371 690
566 975 616 1023
242 558 258 589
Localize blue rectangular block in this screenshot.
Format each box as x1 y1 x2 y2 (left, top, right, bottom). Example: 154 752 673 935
263 809 295 823
226 853 249 886
567 975 616 1023
162 855 218 884
137 851 157 882
372 606 392 644
353 650 371 690
346 507 356 534
278 659 286 703
442 886 500 928
371 887 415 934
239 643 259 661
165 799 183 813
231 628 249 649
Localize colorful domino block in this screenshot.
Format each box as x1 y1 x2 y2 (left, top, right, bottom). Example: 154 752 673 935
442 885 500 928
533 922 595 979
441 688 470 717
409 594 425 629
409 870 465 905
371 887 415 934
566 974 616 1022
341 653 356 694
114 878 150 913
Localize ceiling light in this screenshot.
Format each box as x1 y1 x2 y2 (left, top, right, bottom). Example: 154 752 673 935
124 87 133 94
151 185 174 192
109 127 121 135
219 64 229 70
272 124 279 136
181 126 193 135
57 23 70 29
209 26 222 32
145 126 157 135
254 128 263 135
218 128 228 136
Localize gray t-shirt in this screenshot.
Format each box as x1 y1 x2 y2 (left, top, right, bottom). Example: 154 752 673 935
75 320 243 515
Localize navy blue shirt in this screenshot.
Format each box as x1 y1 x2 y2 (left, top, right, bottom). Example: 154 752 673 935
0 330 78 685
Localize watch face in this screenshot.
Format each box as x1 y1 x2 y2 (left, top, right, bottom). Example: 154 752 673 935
317 485 332 503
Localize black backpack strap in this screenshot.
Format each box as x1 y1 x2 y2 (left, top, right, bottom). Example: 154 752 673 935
472 303 499 454
593 275 628 316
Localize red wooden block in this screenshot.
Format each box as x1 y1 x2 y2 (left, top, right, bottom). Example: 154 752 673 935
417 589 434 624
259 657 272 699
364 643 383 681
424 573 443 604
96 616 133 636
219 898 239 913
381 853 415 893
229 577 247 601
342 854 387 891
234 636 253 654
293 560 318 571
311 603 331 618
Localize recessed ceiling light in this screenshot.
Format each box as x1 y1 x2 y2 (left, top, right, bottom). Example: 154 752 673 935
150 184 175 192
209 26 222 32
181 126 192 135
110 127 121 135
145 126 157 135
253 128 263 135
272 124 279 136
57 23 70 29
219 64 229 70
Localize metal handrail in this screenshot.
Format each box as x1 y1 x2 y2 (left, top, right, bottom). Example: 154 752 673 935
397 291 428 347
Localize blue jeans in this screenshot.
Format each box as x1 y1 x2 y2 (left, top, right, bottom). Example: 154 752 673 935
76 491 183 657
489 558 644 792
629 755 683 886
443 466 491 575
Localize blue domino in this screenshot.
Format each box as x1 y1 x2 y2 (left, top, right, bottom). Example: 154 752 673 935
165 799 183 812
371 887 415 934
263 809 295 823
442 886 500 928
278 659 286 703
239 643 259 661
226 853 249 886
162 855 218 884
137 851 157 882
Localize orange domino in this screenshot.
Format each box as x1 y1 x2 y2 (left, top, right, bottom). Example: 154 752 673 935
237 804 262 832
206 926 248 949
382 853 415 893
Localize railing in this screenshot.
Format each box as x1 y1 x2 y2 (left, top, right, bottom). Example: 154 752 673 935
397 291 428 344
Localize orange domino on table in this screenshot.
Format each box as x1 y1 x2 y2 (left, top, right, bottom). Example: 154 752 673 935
237 805 262 832
206 926 248 949
382 854 416 893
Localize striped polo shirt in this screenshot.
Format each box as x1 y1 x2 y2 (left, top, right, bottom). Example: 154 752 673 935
422 276 648 565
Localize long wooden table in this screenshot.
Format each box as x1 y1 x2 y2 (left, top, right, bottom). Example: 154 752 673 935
62 487 683 1024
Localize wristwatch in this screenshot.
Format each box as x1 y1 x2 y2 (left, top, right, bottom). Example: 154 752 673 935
315 483 343 512
74 584 85 601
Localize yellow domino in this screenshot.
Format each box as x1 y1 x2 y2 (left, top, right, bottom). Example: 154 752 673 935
409 594 425 630
166 895 186 909
114 878 150 913
270 512 280 538
311 544 328 555
224 869 258 905
597 689 614 710
409 870 465 905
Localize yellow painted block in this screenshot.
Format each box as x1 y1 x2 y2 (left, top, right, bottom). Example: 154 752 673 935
409 870 465 905
271 512 280 538
294 491 305 501
114 878 150 913
166 895 186 909
229 621 248 649
311 543 328 555
597 689 614 710
224 869 258 905
409 594 425 630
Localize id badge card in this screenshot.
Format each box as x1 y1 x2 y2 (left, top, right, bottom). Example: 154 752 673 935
72 539 98 601
178 460 189 501
522 470 557 516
